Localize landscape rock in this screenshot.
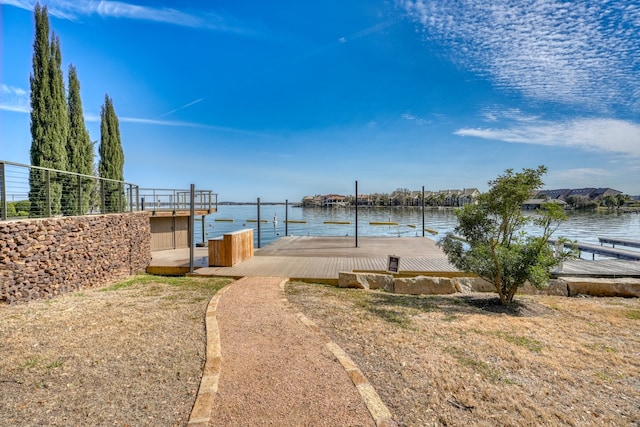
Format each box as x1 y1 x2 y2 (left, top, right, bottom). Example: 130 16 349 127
546 279 569 297
454 276 495 293
563 277 640 298
338 272 394 291
338 272 367 289
394 276 457 295
517 281 541 295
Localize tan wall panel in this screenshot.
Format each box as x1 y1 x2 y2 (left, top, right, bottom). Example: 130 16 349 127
174 217 189 249
150 217 175 250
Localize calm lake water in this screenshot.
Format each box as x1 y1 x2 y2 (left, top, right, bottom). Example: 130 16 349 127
194 205 640 260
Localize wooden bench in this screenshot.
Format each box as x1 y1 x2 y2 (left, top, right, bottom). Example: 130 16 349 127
208 229 254 267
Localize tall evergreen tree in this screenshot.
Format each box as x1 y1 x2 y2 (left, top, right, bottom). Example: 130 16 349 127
63 64 94 215
99 94 125 213
28 3 67 217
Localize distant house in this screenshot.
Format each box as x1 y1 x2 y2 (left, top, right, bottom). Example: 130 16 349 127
536 189 571 200
302 195 324 208
323 194 346 208
356 195 373 207
459 188 480 206
522 198 568 210
590 188 622 201
536 188 622 202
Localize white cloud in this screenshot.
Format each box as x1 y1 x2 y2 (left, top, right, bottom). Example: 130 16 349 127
1 84 27 96
401 112 430 125
158 97 205 119
400 0 640 111
0 0 249 32
455 118 640 157
552 168 614 181
0 104 29 113
0 83 29 113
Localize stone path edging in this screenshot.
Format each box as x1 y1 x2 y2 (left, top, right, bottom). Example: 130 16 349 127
278 280 396 427
187 284 231 427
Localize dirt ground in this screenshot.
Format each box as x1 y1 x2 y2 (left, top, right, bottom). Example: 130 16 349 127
0 275 230 427
286 282 640 426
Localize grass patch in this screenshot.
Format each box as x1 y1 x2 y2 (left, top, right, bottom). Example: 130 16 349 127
444 347 510 384
20 356 41 369
442 313 458 322
46 358 65 369
366 306 412 328
493 331 544 353
584 343 617 353
100 274 231 293
624 309 640 320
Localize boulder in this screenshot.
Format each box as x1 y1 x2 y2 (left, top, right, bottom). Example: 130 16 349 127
338 272 394 291
517 281 541 295
546 279 569 297
394 276 457 295
454 277 494 293
563 277 640 298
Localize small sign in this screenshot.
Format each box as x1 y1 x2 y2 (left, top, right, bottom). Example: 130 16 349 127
387 255 400 274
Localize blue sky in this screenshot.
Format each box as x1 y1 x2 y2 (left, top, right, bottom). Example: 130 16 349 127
1 0 639 202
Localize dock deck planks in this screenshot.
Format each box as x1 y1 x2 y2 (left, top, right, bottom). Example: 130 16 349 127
549 239 640 261
598 237 640 249
148 236 640 279
554 259 640 278
194 236 458 281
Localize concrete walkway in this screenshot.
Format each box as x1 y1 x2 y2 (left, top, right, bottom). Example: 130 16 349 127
188 276 394 426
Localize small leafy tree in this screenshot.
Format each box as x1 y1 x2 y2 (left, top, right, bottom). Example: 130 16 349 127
439 166 571 305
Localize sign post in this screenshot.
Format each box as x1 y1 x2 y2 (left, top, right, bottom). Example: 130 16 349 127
387 255 400 274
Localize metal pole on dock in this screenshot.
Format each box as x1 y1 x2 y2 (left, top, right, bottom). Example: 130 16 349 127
189 184 195 274
422 185 425 237
355 180 358 248
257 197 261 249
285 199 289 236
201 216 205 244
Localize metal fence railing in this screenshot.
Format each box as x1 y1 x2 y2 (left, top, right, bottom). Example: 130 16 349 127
1 160 218 221
138 188 217 214
1 160 141 220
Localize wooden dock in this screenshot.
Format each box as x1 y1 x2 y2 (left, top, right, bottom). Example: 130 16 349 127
553 260 640 278
193 236 460 282
549 239 640 261
152 236 459 281
148 236 640 280
598 237 640 249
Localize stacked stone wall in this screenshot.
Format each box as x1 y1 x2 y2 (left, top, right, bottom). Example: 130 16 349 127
0 212 151 303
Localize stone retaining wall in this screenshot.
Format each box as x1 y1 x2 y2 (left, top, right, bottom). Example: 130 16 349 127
0 212 151 303
338 272 640 298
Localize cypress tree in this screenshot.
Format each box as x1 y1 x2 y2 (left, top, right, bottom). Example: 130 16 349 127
99 94 125 213
28 3 67 217
63 64 94 215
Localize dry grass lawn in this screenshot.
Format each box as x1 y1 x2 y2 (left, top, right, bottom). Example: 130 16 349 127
3 276 639 426
286 282 640 426
0 275 231 427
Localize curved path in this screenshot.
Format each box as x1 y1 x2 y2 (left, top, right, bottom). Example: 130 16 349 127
189 276 394 426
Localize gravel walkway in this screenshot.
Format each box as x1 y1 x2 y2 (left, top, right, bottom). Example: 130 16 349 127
208 277 377 426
